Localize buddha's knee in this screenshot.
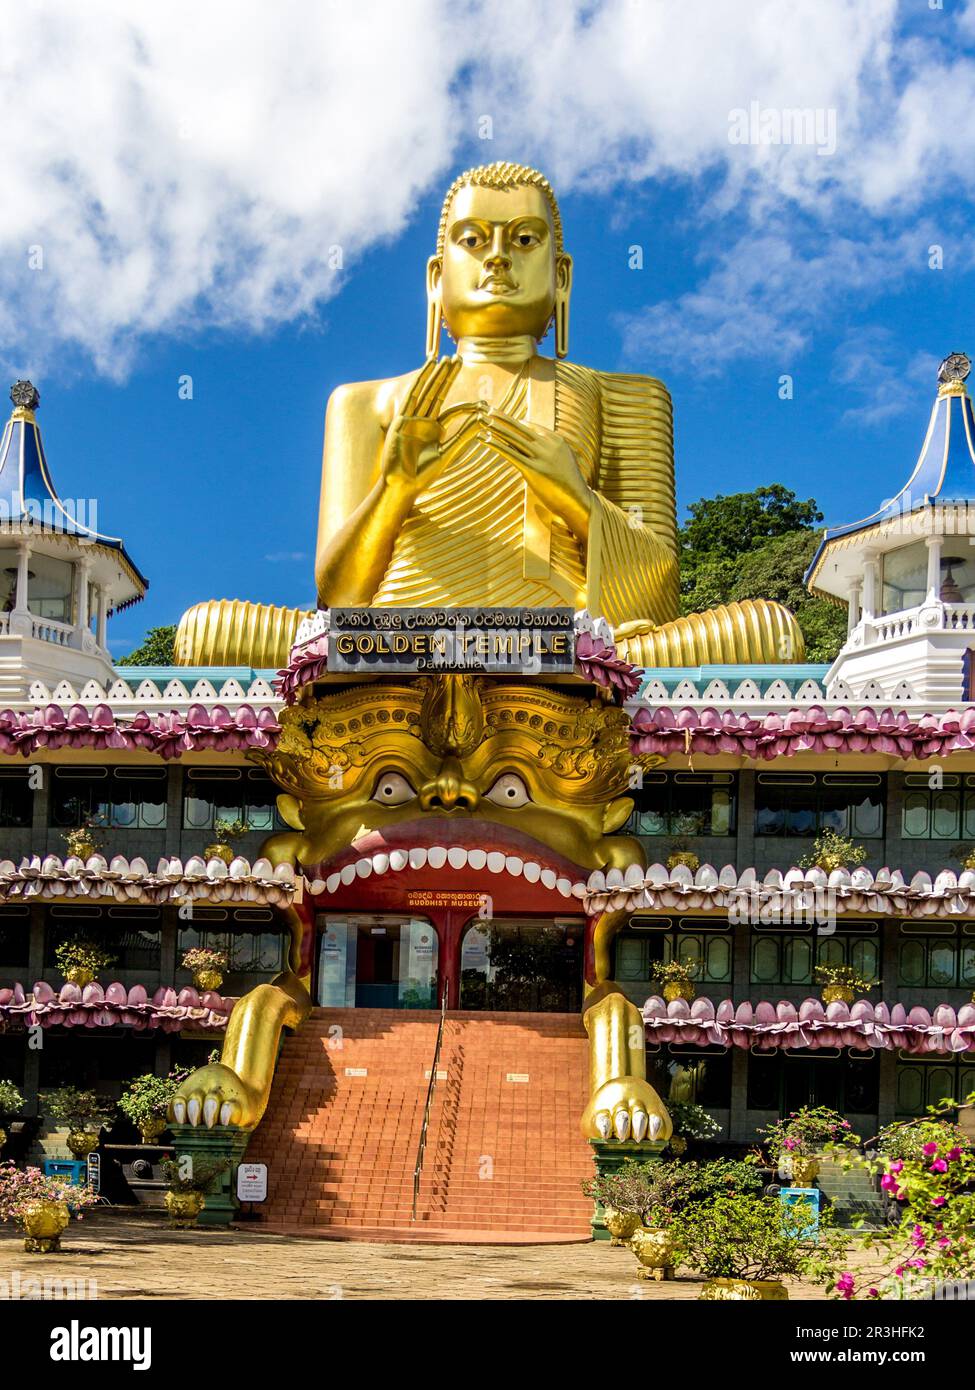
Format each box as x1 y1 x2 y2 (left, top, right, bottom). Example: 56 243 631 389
614 598 804 667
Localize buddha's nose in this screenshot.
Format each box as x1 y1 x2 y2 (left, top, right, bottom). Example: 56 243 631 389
419 758 479 812
485 229 512 271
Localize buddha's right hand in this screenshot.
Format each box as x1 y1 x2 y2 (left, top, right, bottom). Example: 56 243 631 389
381 356 478 499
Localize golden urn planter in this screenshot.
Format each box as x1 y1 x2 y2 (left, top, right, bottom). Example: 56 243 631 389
790 1156 820 1187
822 984 854 1005
65 967 94 987
662 981 694 1003
204 842 235 865
66 1129 100 1159
22 1198 70 1254
165 1190 205 1228
193 969 224 993
139 1117 167 1145
700 1278 789 1301
603 1207 642 1247
669 1134 688 1156
630 1226 675 1281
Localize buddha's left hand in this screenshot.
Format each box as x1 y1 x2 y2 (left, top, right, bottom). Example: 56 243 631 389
485 410 591 541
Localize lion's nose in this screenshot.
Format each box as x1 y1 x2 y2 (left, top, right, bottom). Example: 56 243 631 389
419 757 479 812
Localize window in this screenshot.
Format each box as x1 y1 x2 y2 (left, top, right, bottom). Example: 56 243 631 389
750 926 880 987
755 773 884 838
178 909 287 978
0 769 32 828
896 1056 975 1117
900 773 975 840
50 766 168 830
897 925 975 989
615 918 733 1006
881 542 928 614
747 1051 879 1116
182 768 282 832
0 907 29 973
459 917 582 1012
44 907 162 974
628 773 736 837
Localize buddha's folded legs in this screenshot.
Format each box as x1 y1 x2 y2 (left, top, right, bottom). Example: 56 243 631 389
614 597 805 668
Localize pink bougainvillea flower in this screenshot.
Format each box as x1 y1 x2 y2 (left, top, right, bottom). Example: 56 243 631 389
835 1272 855 1300
931 1196 946 1207
889 1160 904 1174
929 1159 948 1173
946 1147 963 1161
922 1142 939 1157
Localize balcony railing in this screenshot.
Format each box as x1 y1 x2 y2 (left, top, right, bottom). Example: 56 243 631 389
859 601 975 646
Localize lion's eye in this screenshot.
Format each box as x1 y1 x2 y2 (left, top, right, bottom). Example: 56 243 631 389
484 773 531 808
371 772 415 805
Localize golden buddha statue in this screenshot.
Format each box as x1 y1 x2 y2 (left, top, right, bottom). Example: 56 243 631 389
175 161 802 668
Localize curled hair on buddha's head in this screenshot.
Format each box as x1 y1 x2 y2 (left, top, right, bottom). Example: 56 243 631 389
436 162 564 258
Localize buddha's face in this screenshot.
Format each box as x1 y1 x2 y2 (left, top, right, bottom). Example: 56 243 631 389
435 183 569 342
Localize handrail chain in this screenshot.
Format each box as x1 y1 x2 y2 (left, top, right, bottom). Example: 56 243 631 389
411 979 449 1222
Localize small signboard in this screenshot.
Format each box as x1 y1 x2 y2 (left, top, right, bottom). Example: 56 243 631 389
86 1152 101 1193
236 1162 268 1203
329 607 575 675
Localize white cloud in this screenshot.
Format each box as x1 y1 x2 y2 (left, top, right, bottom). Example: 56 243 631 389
1 0 973 379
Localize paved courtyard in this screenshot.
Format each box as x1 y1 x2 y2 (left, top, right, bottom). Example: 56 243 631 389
0 1212 843 1300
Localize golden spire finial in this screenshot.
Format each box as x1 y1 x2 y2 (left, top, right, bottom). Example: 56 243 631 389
938 352 970 397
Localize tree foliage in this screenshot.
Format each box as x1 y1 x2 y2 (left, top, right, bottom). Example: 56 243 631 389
678 487 847 663
116 624 177 666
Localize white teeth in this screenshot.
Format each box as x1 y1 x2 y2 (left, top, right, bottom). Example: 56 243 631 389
427 846 447 869
310 879 326 895
389 849 409 871
409 847 428 869
187 1097 201 1126
355 858 373 878
625 863 646 888
203 1097 219 1128
340 863 357 885
486 851 506 874
523 861 541 883
505 856 524 876
172 1099 186 1124
540 868 557 890
468 849 487 870
325 872 341 894
595 1112 612 1139
648 1114 662 1140
605 867 625 889
614 1110 631 1141
372 853 389 875
556 877 572 898
447 846 468 869
632 1110 649 1142
588 869 607 893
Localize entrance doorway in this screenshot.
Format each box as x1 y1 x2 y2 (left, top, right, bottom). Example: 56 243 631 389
316 914 439 1009
459 916 584 1012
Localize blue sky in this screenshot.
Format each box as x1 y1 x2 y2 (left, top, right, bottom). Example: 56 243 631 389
3 1 975 655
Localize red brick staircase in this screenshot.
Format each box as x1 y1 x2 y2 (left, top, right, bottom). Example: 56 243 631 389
244 1009 595 1242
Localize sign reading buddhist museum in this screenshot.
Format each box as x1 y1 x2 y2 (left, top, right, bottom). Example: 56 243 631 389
329 607 575 674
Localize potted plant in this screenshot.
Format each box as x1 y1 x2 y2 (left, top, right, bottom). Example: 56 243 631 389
61 815 107 864
180 946 230 993
0 1160 99 1252
54 933 117 987
204 817 248 865
631 1158 766 1280
0 1080 24 1153
582 1164 654 1246
670 1190 815 1299
798 828 867 873
665 838 700 873
118 1067 189 1144
650 956 703 1004
813 962 876 1005
161 1155 230 1228
667 1100 720 1155
757 1106 860 1187
40 1087 113 1159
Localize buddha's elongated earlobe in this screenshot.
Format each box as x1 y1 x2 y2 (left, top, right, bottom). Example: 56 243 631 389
426 256 444 359
554 254 573 359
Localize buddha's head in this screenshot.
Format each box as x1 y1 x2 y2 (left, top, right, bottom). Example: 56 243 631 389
427 162 572 356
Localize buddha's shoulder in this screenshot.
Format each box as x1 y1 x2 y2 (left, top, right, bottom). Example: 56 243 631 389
558 360 673 414
326 369 425 426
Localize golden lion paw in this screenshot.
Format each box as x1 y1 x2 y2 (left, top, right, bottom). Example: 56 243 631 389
582 1077 673 1144
169 1063 257 1129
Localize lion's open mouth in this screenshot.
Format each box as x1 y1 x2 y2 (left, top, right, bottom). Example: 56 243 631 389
303 817 590 902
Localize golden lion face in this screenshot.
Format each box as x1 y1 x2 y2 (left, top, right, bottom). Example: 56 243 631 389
256 675 653 877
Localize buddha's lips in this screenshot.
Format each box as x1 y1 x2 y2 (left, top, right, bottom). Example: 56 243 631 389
303 817 590 898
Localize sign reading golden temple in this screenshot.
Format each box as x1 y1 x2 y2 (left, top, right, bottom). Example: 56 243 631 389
329 606 575 673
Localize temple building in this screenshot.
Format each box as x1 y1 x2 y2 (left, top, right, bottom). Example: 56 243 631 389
3 170 975 1238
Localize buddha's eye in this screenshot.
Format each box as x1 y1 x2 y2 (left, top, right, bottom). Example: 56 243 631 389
515 231 539 247
371 772 415 806
484 773 531 808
